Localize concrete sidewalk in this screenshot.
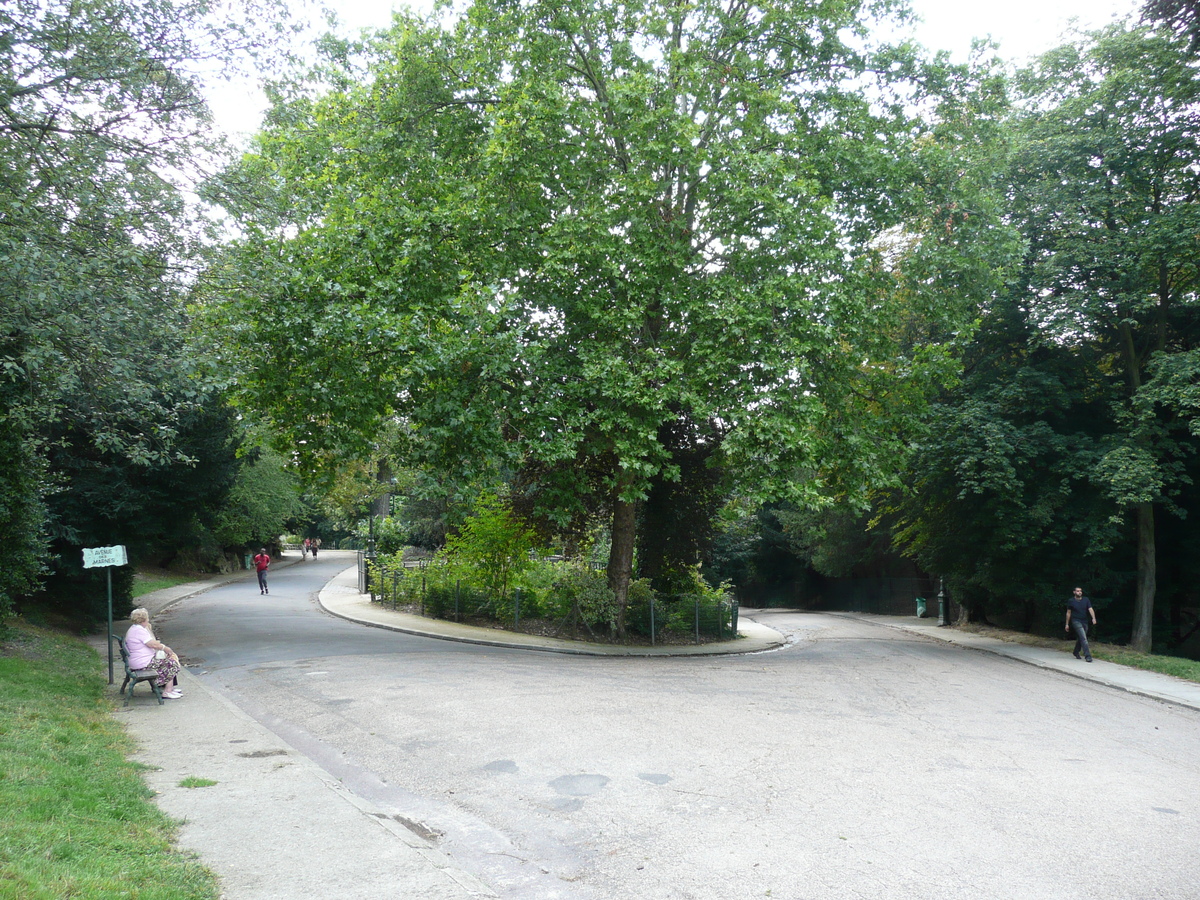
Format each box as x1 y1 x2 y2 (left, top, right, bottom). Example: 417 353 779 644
110 555 498 900
841 611 1200 713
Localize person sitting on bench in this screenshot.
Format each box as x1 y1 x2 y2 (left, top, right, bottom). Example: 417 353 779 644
125 608 183 699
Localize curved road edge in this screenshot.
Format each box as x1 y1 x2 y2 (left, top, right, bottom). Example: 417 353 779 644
825 610 1200 714
316 564 788 657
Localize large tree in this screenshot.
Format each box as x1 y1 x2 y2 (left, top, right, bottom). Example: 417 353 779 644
211 0 991 630
0 0 289 618
1004 22 1200 651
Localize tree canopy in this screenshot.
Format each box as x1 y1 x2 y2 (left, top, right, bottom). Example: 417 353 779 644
209 0 996 629
885 21 1200 650
0 0 296 620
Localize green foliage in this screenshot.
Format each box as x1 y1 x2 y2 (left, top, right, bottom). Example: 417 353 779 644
211 447 303 549
0 0 295 621
375 548 737 640
208 0 994 623
1009 21 1200 647
541 562 623 633
883 20 1200 643
0 417 48 619
440 494 534 603
655 565 733 627
888 316 1127 626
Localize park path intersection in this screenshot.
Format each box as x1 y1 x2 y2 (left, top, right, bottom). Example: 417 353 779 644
109 552 1200 899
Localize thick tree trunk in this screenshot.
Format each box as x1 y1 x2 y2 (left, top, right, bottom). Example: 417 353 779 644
1130 501 1156 653
607 488 637 639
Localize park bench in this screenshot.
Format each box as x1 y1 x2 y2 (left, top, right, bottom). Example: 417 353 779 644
111 634 164 706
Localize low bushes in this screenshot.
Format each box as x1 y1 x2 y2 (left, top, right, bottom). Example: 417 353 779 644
365 494 736 643
369 554 736 644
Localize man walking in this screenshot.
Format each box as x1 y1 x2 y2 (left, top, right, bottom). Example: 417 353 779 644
1065 587 1097 662
254 548 271 595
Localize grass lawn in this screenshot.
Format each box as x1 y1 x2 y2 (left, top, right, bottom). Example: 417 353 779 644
131 570 197 599
0 621 218 900
954 623 1200 684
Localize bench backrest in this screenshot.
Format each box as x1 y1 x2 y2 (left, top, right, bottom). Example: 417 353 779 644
110 634 133 670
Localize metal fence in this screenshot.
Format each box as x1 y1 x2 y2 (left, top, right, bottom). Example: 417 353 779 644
358 554 737 645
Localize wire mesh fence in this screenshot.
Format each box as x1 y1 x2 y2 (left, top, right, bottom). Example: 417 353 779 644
359 554 737 645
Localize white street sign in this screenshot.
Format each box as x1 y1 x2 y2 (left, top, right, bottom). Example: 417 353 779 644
82 545 128 568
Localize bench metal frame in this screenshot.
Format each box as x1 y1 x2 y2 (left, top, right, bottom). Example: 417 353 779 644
111 634 164 706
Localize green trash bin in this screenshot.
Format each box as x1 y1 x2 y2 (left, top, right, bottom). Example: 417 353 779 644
915 597 927 618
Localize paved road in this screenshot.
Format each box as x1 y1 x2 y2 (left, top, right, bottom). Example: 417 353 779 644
151 553 1200 900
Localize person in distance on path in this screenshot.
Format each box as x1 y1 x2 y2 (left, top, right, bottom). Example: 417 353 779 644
254 548 271 595
1065 586 1097 662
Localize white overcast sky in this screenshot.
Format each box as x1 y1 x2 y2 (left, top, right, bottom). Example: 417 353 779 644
209 0 1143 140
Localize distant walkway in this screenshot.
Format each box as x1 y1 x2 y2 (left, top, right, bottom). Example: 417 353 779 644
838 610 1200 713
133 557 1200 712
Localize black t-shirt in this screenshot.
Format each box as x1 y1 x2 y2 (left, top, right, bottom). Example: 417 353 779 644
1067 595 1092 621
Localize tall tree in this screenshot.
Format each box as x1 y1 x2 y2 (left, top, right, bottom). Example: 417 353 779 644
0 0 289 617
210 0 990 631
1143 0 1200 50
1003 22 1200 650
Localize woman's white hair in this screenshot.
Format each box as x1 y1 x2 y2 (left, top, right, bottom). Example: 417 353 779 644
129 608 150 624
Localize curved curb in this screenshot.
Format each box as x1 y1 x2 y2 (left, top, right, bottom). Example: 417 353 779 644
832 611 1200 714
317 565 786 658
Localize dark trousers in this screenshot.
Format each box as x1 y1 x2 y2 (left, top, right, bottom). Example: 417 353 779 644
257 569 268 592
1070 618 1092 660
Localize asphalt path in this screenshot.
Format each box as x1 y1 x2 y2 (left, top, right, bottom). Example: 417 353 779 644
156 552 1200 900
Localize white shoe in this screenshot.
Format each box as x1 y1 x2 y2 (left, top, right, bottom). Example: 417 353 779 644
162 690 182 699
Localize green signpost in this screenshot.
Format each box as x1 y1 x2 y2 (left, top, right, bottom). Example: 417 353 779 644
83 545 128 684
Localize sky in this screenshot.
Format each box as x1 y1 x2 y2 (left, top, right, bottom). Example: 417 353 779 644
209 0 1143 140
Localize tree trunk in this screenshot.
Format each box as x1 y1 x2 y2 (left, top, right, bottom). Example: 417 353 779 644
1130 501 1156 653
607 485 637 639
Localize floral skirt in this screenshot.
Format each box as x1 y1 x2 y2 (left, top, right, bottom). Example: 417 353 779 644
149 654 181 688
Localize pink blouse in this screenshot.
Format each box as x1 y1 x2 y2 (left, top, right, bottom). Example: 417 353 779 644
124 623 156 669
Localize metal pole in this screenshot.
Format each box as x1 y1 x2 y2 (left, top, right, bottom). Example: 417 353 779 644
650 596 656 646
514 588 520 629
938 577 948 626
106 567 114 685
695 597 700 644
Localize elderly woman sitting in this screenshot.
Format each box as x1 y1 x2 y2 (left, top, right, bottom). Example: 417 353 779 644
125 608 183 699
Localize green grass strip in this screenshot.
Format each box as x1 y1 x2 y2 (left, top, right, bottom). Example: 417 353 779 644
1091 645 1200 682
0 622 218 899
131 573 196 600
955 623 1200 684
